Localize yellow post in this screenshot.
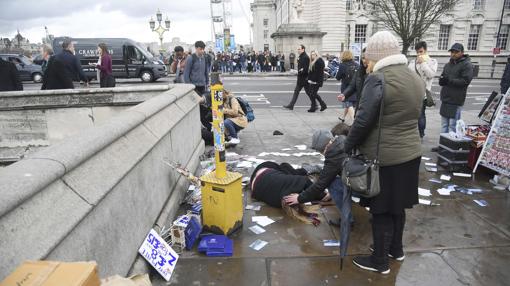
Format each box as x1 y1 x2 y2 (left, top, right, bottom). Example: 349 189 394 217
210 73 227 178
200 72 243 235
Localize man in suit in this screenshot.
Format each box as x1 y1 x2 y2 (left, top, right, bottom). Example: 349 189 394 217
283 45 311 110
41 44 74 90
0 57 23 91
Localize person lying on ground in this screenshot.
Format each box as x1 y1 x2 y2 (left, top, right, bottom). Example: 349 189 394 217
249 161 327 208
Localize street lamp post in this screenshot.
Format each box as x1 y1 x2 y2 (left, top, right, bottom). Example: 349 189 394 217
149 9 171 52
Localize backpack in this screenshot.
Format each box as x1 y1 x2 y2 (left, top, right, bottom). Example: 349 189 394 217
336 61 358 85
234 96 255 122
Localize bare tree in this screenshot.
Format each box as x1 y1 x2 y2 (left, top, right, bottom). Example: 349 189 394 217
366 0 461 55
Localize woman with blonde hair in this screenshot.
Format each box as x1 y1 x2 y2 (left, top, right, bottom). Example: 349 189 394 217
344 31 424 274
336 50 359 122
306 50 327 112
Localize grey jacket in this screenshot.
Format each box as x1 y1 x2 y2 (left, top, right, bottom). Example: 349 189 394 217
183 54 209 87
439 55 474 106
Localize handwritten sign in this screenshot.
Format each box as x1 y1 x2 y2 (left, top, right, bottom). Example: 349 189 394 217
138 229 179 281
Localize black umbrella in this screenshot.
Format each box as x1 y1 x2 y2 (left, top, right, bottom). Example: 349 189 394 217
338 184 352 270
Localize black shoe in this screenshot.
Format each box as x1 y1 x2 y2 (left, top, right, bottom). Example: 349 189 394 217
320 105 327 111
283 105 293 110
431 146 440 152
307 107 318 113
352 256 390 274
369 245 405 261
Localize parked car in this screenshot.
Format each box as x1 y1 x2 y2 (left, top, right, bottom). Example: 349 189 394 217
0 54 43 83
52 37 168 82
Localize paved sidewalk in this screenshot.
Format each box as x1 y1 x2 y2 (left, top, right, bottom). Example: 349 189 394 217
155 108 510 286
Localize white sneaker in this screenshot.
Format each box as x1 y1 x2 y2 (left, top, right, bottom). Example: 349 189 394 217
227 138 240 145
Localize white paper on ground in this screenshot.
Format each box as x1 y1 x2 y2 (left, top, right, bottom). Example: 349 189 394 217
473 199 488 207
249 225 266 234
419 199 431 205
425 167 438 172
245 205 261 211
437 188 453 196
252 216 275 227
282 148 292 151
425 162 437 167
351 197 361 203
323 240 341 247
418 188 432 197
237 161 253 168
453 172 472 178
429 178 442 184
294 145 307 150
422 157 431 161
258 152 269 157
291 164 301 169
249 239 268 251
440 175 451 181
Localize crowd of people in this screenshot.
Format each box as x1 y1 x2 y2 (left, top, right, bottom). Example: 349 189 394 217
167 48 293 75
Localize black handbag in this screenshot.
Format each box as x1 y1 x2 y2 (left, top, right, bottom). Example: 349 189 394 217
341 74 385 198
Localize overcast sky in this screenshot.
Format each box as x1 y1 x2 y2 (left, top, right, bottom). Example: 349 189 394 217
0 0 253 45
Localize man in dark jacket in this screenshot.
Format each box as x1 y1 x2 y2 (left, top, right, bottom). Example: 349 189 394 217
54 38 89 86
437 43 473 134
41 54 74 90
0 57 23 91
284 45 311 110
501 56 510 94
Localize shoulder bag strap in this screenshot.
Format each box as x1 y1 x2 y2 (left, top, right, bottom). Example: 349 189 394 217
374 73 385 163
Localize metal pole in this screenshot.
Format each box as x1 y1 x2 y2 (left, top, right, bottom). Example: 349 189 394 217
210 72 227 178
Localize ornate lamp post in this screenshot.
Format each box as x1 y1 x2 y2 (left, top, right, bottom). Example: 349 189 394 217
149 9 171 52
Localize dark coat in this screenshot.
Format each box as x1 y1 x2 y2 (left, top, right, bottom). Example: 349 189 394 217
344 56 423 167
250 162 318 208
0 58 23 91
54 50 88 82
337 60 359 94
343 68 367 105
298 136 348 203
501 62 510 94
307 57 325 87
297 52 310 84
41 56 74 90
439 55 474 106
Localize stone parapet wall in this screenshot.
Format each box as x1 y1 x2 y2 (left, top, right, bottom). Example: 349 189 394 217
0 84 204 278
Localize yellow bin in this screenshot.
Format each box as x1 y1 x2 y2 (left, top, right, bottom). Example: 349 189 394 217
200 171 244 235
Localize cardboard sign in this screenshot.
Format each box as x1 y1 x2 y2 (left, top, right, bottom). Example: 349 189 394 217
138 229 179 282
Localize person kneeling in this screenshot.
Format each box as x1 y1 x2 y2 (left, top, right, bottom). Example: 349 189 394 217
223 90 247 145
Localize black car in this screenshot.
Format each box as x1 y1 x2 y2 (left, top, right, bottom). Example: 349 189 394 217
52 37 167 82
0 54 43 83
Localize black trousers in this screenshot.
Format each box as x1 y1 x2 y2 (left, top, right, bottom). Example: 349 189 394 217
308 84 326 109
287 80 311 108
371 211 405 265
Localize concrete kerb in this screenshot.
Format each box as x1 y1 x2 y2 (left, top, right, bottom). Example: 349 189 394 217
0 85 193 218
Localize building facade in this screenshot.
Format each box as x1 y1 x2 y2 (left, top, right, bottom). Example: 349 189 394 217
251 0 277 52
252 0 510 75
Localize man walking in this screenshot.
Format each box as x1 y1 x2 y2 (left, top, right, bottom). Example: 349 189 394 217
183 40 210 97
54 38 89 87
283 45 311 110
435 43 473 141
408 41 437 139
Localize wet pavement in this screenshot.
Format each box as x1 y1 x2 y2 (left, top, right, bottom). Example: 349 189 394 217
153 107 510 286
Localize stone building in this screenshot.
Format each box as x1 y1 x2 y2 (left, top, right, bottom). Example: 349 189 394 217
251 0 510 75
251 0 277 52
